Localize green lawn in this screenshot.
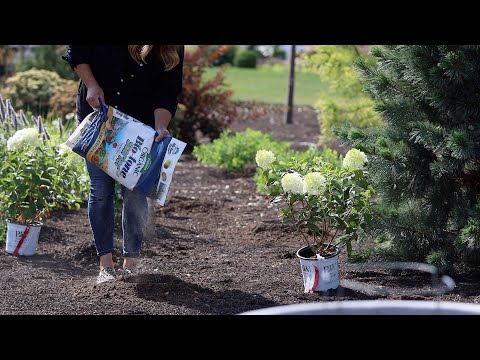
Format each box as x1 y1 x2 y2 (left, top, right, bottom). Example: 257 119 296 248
204 66 327 106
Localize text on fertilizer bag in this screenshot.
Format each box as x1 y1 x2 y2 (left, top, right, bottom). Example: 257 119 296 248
114 135 149 178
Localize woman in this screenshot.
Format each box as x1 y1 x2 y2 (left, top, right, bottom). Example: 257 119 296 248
63 45 184 284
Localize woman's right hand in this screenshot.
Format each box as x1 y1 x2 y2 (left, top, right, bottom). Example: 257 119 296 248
86 84 105 109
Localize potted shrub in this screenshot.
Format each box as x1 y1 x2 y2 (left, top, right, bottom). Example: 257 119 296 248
0 127 87 256
255 148 374 293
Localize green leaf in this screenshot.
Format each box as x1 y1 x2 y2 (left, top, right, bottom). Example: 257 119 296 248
306 222 321 233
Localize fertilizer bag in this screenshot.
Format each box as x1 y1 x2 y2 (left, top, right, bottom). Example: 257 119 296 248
65 101 186 205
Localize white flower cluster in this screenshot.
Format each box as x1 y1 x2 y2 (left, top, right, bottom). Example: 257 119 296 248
303 172 326 195
281 172 327 196
281 172 304 194
342 148 367 170
256 149 329 197
7 127 41 151
255 149 276 169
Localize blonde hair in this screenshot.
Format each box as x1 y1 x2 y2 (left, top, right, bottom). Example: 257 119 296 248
128 45 180 71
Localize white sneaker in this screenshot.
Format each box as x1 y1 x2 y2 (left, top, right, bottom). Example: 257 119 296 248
96 267 116 284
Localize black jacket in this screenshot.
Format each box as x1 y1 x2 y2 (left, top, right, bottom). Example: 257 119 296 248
63 45 184 129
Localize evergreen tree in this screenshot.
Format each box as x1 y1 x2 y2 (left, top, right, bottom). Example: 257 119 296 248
335 45 480 271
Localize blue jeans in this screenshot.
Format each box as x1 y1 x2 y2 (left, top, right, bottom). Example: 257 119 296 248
86 161 148 258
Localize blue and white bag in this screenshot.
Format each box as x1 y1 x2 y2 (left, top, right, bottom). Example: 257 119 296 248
65 101 186 205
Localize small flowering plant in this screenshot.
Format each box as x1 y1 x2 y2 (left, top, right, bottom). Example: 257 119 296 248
256 148 374 258
0 127 87 226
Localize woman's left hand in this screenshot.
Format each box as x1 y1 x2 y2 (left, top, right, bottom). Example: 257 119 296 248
155 127 170 142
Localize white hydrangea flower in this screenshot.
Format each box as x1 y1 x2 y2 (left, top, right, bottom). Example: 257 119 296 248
303 172 326 195
281 172 304 194
7 127 41 151
342 148 367 170
256 149 276 169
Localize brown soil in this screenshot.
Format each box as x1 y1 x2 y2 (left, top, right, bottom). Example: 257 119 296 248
1 106 479 315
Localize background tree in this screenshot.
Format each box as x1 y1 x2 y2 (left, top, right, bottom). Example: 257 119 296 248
205 45 238 66
15 45 78 81
335 45 480 271
301 46 382 147
1 68 74 117
170 45 237 151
